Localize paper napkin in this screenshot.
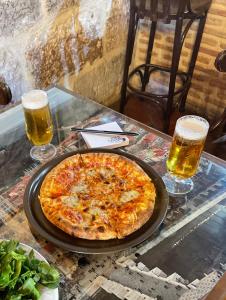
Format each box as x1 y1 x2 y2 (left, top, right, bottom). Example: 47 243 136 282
81 122 129 149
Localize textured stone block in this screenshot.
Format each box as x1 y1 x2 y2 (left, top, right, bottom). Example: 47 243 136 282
46 0 78 14
65 51 125 105
26 6 103 88
200 46 220 57
0 47 28 102
0 0 40 36
210 7 226 17
79 0 113 40
103 13 128 54
103 0 129 55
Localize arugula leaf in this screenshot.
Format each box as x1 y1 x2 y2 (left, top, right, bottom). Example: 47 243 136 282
0 240 18 254
18 278 40 300
5 292 22 300
0 263 13 290
8 260 23 289
20 270 37 283
38 261 60 288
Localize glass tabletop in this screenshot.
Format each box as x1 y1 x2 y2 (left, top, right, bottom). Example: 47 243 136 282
0 86 225 300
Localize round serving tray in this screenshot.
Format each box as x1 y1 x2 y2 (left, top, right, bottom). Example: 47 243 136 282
24 148 169 254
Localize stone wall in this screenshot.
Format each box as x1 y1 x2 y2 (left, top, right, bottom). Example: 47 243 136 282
133 0 226 119
0 0 129 106
1 0 226 119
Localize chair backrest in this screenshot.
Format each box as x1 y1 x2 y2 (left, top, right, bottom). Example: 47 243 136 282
132 0 212 20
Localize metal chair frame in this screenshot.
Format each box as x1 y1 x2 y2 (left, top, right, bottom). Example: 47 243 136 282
120 0 210 132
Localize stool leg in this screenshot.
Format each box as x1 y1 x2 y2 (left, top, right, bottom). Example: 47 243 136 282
142 21 157 91
179 12 208 112
164 17 184 133
120 5 138 113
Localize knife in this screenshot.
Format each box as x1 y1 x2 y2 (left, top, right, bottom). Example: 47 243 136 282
58 127 139 136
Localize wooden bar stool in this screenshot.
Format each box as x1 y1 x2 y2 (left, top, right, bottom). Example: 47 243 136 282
120 0 212 133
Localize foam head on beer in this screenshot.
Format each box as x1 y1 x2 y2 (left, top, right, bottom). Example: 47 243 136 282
22 90 48 110
175 115 209 141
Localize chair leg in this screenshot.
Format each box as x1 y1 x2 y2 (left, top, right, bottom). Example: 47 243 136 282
164 17 184 133
120 5 138 113
141 21 157 91
179 12 208 112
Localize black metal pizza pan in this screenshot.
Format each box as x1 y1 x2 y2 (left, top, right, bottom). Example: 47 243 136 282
24 148 169 254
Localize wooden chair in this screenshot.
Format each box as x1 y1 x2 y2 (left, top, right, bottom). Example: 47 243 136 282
120 0 212 133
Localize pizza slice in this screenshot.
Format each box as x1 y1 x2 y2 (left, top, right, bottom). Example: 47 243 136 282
40 194 117 240
107 186 155 238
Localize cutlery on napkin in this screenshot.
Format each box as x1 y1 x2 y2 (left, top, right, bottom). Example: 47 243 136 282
60 122 135 149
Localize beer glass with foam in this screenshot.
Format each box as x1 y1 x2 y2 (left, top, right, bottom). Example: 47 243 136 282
163 115 209 195
22 90 56 161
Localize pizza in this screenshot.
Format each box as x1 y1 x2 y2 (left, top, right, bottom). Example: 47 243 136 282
39 152 156 240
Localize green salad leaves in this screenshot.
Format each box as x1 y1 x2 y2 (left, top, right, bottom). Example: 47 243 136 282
0 240 60 300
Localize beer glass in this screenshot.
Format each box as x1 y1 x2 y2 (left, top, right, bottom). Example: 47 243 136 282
163 115 209 195
22 90 56 161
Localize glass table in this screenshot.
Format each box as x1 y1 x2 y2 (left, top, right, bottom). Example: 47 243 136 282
0 86 225 300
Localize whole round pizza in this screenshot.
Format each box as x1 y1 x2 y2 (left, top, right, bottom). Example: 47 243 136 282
39 152 156 240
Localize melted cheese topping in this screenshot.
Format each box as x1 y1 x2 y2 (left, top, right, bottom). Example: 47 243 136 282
86 169 97 177
99 167 115 178
71 183 88 193
90 208 109 223
120 190 140 203
61 195 79 207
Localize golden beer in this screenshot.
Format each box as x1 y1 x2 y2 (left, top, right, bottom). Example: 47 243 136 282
22 90 56 161
24 105 53 146
167 116 209 179
22 90 53 146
